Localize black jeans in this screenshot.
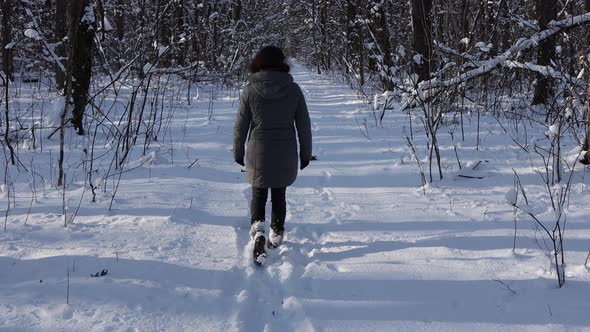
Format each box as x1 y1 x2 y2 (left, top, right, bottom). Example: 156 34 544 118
251 186 286 233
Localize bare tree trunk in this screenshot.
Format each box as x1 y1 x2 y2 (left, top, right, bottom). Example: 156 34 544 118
372 0 393 91
355 0 365 86
1 0 15 165
499 0 510 51
1 0 14 81
69 0 96 135
358 18 364 85
55 0 67 90
114 0 125 40
412 0 433 83
577 0 589 163
2 75 15 165
156 0 172 67
532 0 558 105
311 0 321 74
191 3 202 65
320 0 328 70
212 4 219 68
486 0 506 56
175 0 187 66
458 0 469 52
95 0 106 41
580 56 590 165
344 0 352 77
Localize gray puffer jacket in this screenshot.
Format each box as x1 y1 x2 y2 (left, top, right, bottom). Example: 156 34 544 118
233 70 312 188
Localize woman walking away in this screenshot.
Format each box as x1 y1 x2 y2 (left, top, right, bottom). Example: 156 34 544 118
233 46 313 266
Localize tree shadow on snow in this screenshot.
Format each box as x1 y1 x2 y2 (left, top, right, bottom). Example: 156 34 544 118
0 255 242 316
298 277 590 326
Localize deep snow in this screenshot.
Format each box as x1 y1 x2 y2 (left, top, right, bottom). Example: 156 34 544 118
1 64 590 331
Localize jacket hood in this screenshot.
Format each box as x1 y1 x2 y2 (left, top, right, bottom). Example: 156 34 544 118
248 71 294 100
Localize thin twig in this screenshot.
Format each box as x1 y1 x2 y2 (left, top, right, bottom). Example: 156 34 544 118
492 277 517 295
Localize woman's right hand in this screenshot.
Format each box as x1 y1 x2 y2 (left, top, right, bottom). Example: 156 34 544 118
300 159 309 170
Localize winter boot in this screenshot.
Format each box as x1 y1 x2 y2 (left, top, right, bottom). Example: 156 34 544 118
250 220 265 239
250 221 267 265
267 227 284 249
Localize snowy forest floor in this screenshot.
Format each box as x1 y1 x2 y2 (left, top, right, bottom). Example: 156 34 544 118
1 64 590 331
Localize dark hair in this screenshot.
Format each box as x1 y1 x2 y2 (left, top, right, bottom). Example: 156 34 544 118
249 46 290 73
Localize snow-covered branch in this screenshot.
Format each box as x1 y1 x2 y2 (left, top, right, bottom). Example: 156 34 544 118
381 12 590 113
504 61 585 89
433 41 479 64
424 12 590 91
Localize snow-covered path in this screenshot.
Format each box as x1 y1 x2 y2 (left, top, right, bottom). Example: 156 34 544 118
230 66 590 331
1 64 590 331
